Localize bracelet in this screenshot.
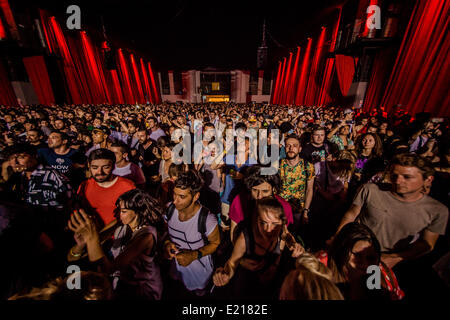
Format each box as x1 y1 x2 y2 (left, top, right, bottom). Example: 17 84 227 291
303 208 310 213
197 250 203 260
70 248 82 257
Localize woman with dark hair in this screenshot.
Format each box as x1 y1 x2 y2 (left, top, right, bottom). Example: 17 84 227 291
354 133 384 183
213 197 304 299
68 188 164 300
228 165 294 242
317 222 404 300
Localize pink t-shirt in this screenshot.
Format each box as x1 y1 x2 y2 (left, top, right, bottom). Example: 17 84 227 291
229 193 294 226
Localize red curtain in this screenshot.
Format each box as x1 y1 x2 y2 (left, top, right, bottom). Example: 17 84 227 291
23 56 55 105
380 0 450 117
0 60 17 106
39 9 160 106
305 28 327 105
362 47 396 112
335 55 358 96
147 62 161 104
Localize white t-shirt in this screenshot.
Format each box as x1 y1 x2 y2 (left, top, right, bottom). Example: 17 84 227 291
167 206 218 290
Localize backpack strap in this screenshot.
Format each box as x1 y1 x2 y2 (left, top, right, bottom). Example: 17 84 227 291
165 203 176 222
197 205 210 245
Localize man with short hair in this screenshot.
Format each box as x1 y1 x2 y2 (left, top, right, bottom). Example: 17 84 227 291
26 128 47 150
331 153 448 268
77 148 135 228
279 135 315 230
109 141 146 189
147 116 166 141
85 126 112 157
135 127 159 188
38 130 79 176
163 170 220 297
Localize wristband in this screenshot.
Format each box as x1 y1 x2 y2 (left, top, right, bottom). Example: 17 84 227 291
197 250 203 260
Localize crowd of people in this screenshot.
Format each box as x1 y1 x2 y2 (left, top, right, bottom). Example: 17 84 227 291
0 102 448 300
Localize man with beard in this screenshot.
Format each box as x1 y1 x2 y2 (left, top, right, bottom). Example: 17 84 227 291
135 127 159 190
77 148 135 228
37 130 79 176
279 134 315 232
26 128 47 151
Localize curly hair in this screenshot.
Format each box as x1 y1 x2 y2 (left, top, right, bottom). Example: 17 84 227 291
114 189 163 228
174 169 204 196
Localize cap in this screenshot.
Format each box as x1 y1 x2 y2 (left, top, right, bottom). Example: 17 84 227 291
92 125 111 136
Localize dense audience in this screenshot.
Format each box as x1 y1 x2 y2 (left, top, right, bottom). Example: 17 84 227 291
0 102 448 300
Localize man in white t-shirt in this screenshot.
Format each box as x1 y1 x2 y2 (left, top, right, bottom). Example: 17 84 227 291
147 116 166 142
163 170 220 297
109 141 146 189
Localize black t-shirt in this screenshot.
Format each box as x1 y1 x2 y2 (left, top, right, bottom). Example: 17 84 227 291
137 141 159 176
37 148 79 175
301 143 327 164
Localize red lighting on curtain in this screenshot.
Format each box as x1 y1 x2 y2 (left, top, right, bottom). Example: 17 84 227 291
0 16 6 39
363 48 395 112
276 58 287 104
117 49 135 104
0 60 18 106
23 56 55 105
130 54 144 103
140 58 152 103
281 52 293 104
147 62 160 104
318 8 342 106
335 55 358 96
287 47 301 105
105 69 124 104
295 38 312 105
49 16 87 104
80 31 110 103
380 0 449 117
305 28 327 105
271 61 282 104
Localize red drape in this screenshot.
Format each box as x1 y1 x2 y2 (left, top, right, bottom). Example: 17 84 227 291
147 62 160 104
287 47 301 105
39 9 160 106
295 38 312 105
318 8 342 106
380 0 450 117
0 61 17 106
305 28 327 105
362 47 395 112
271 61 282 104
335 55 358 96
23 56 55 105
281 52 293 104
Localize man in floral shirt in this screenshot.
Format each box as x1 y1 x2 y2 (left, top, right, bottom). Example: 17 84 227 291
279 134 315 232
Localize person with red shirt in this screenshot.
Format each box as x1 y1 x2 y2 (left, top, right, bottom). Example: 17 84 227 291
77 148 135 228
